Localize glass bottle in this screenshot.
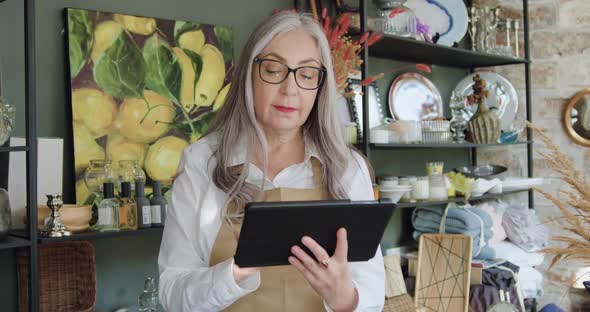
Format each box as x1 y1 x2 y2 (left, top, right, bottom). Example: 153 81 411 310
138 277 159 312
135 180 152 229
84 160 116 196
119 182 138 230
150 181 167 227
0 97 16 146
0 188 12 239
98 182 119 232
118 160 146 191
449 92 469 143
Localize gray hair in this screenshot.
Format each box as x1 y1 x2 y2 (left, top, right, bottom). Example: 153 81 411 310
204 11 353 221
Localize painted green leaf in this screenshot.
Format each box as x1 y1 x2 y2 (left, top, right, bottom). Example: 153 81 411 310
93 31 145 99
214 26 233 62
174 21 201 43
143 34 182 104
67 9 93 78
183 49 203 87
173 111 215 138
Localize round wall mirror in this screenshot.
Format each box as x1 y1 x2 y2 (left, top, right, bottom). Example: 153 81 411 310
564 88 590 147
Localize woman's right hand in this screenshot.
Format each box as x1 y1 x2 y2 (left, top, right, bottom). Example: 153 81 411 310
232 263 261 284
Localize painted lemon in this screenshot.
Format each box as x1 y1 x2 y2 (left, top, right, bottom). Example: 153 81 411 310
91 21 123 63
114 90 176 144
114 14 157 35
178 29 205 54
73 122 105 175
194 44 225 107
72 88 118 138
144 136 188 184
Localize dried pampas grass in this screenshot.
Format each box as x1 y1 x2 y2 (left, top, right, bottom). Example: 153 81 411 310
530 123 590 270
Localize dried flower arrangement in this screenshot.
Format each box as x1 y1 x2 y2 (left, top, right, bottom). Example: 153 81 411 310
530 123 590 270
317 8 383 95
275 8 432 96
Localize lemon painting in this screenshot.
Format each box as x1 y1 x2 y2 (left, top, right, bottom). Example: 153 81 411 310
66 8 233 204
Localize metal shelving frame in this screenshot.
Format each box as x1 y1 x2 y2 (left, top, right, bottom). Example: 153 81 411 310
358 0 533 208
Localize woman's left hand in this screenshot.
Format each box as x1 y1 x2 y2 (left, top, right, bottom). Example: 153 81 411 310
289 228 358 312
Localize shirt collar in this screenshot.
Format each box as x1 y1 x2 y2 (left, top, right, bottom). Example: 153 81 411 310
227 132 323 168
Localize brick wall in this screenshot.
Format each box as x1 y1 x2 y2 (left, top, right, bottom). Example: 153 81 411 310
473 0 590 310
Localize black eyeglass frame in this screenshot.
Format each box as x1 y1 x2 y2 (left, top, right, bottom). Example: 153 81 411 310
253 57 327 90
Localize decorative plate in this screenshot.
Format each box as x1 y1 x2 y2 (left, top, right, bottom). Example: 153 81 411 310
453 71 518 132
388 73 443 121
453 165 508 178
405 0 469 46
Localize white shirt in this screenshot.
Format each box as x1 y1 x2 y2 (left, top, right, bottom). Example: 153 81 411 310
158 132 385 312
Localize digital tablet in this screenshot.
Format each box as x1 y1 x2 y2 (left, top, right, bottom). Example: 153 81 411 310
234 200 396 267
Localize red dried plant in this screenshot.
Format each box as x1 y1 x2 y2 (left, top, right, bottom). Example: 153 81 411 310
318 8 383 96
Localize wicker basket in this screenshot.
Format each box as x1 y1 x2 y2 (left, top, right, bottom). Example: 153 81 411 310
16 241 97 312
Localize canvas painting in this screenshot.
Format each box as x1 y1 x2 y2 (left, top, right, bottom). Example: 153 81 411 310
66 8 233 204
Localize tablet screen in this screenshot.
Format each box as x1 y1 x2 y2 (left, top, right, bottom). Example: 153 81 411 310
234 200 395 267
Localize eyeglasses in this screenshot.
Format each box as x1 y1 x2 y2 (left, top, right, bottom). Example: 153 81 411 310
254 57 326 90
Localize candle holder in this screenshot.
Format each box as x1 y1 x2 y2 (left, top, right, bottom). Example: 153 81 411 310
40 194 71 237
514 20 520 58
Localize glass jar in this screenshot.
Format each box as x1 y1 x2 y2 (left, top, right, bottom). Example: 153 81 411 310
386 1 419 38
345 123 358 145
411 176 429 200
399 177 412 202
84 160 116 194
426 161 444 176
0 97 16 146
118 160 146 192
0 188 11 239
427 162 448 200
379 176 399 188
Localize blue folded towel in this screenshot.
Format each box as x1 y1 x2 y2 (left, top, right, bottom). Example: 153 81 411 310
412 214 493 239
412 206 493 234
411 205 496 260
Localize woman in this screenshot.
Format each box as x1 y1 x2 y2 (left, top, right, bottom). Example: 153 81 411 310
158 11 385 312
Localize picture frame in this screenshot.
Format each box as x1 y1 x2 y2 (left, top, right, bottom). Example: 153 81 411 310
346 78 385 142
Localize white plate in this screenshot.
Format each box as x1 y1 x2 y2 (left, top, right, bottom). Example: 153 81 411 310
389 73 443 121
453 71 519 132
405 0 469 46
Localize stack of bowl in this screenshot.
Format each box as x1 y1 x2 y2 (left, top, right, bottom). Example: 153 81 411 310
378 177 412 203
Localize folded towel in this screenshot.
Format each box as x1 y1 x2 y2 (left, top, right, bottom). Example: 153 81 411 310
479 202 507 245
412 213 493 239
492 240 544 267
412 205 493 236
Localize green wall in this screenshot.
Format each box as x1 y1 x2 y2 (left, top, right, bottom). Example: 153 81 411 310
0 0 471 310
1 0 294 310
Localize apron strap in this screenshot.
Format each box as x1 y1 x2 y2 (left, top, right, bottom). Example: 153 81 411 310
310 157 325 187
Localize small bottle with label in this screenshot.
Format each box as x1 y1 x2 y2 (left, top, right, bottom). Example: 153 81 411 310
98 182 119 232
135 180 152 228
150 181 167 227
119 182 138 230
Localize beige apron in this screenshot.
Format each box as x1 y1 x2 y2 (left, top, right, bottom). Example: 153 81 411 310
209 158 330 312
